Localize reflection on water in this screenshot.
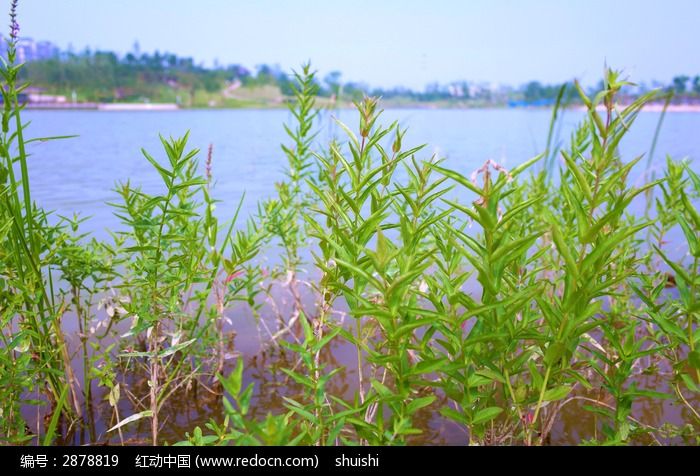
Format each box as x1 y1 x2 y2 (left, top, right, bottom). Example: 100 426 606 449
35 301 698 446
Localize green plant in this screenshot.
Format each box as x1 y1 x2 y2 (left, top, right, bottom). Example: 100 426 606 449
261 63 319 332
426 155 545 445
0 1 79 443
305 98 440 444
279 312 346 445
177 359 303 446
637 160 700 426
170 69 700 447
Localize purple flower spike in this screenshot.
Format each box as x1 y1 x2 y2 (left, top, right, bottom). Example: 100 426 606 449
9 0 20 40
10 21 19 40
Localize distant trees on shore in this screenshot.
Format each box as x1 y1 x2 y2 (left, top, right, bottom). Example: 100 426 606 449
19 43 700 106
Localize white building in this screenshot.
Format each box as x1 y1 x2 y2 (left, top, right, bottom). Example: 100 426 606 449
2 37 60 63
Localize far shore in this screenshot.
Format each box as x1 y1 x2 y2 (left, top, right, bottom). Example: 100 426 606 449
579 103 700 113
25 101 700 113
26 102 180 111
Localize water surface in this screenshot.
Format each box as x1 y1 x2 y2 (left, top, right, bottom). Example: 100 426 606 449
25 108 700 238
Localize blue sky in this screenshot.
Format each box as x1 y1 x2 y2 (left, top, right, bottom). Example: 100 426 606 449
15 0 700 89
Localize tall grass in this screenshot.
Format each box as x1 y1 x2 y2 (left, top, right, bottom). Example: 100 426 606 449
1 0 80 443
1 2 698 446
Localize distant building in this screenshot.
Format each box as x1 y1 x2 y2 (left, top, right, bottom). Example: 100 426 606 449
36 41 59 60
447 82 468 98
16 38 35 62
26 86 67 104
0 37 60 63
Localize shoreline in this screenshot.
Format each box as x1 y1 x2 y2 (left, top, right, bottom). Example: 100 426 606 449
25 102 700 113
26 102 180 111
573 103 700 113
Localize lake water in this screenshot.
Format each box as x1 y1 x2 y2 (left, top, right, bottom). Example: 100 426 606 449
24 108 700 238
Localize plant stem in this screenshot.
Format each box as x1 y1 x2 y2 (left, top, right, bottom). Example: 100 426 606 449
529 366 551 446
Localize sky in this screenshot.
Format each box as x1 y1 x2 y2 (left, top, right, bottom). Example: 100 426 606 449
14 0 700 90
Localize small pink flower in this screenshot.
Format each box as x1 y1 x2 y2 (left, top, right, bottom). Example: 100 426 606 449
225 270 244 284
522 412 534 425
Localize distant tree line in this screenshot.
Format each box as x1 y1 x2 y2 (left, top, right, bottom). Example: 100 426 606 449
670 75 700 96
18 44 700 105
21 47 300 103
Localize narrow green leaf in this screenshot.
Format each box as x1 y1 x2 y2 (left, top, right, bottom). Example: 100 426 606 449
472 407 503 425
43 385 69 446
543 385 572 402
